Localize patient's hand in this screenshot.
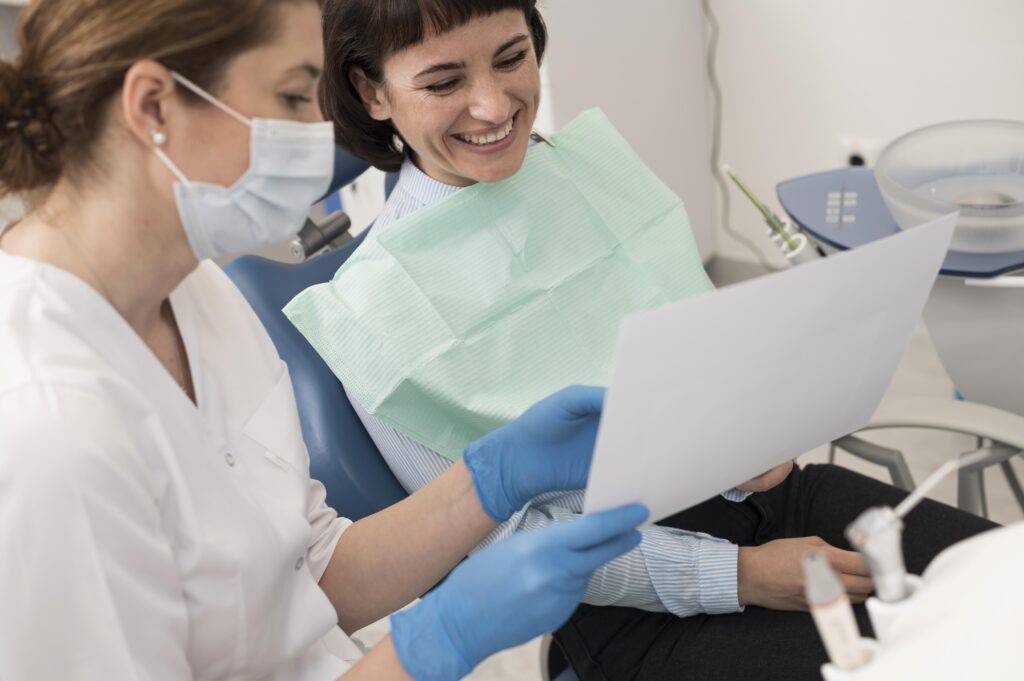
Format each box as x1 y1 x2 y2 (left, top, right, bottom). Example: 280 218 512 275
737 536 873 611
737 460 794 493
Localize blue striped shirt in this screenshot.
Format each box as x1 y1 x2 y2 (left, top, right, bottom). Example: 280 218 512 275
346 157 747 617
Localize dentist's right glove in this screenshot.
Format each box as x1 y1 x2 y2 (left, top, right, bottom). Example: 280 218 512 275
463 385 607 523
390 503 649 681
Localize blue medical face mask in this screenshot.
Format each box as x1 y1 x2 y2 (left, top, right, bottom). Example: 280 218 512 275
153 71 335 262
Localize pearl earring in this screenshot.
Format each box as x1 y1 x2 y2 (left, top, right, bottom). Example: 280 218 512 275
152 131 167 147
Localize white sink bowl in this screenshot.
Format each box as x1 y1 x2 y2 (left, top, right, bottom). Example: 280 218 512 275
876 120 1024 254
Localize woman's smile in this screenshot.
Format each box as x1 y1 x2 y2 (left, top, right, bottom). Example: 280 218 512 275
450 109 521 155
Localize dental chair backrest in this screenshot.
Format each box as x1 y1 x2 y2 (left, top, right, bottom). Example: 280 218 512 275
225 148 408 521
226 233 408 520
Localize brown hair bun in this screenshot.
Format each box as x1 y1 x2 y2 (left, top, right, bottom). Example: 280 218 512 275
0 61 63 193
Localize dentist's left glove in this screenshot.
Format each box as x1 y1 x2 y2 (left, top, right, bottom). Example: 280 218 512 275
462 385 605 522
390 503 648 681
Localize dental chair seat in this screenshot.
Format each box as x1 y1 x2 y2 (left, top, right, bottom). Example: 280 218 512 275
225 232 408 521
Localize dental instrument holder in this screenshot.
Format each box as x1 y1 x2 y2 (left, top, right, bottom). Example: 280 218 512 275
864 575 924 644
724 166 821 266
843 449 993 647
845 506 909 603
772 221 820 265
820 639 881 681
845 506 928 644
845 507 930 645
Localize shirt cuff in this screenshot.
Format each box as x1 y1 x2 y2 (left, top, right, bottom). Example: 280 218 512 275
308 514 353 582
721 487 752 502
697 539 742 614
641 528 742 617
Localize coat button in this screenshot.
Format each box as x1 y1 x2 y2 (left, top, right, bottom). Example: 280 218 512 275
225 452 236 467
295 556 305 571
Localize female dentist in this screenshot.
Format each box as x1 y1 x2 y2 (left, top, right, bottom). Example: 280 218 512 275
0 1 647 680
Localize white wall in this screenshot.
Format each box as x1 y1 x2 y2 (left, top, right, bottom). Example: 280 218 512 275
0 4 24 223
0 5 18 58
539 0 717 260
711 0 1024 263
339 168 387 237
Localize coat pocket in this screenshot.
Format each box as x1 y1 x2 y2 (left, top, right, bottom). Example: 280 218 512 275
242 362 308 472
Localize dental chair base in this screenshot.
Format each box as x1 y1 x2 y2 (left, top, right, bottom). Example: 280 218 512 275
851 397 1024 516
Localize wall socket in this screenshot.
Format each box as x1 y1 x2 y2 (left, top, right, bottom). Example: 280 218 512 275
839 134 883 168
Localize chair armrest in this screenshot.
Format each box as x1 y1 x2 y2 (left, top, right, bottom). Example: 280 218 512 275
860 396 1024 451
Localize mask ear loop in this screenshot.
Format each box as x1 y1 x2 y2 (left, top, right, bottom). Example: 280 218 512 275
170 71 252 127
151 130 191 185
153 71 254 186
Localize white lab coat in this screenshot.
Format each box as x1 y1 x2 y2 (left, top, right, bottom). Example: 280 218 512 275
0 249 364 680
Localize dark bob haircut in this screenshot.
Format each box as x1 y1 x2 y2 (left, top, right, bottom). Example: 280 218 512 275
320 0 548 172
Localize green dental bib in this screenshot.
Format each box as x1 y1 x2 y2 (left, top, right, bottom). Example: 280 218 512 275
285 109 712 461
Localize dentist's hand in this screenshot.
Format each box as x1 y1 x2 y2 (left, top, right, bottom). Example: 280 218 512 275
463 385 606 522
390 504 648 681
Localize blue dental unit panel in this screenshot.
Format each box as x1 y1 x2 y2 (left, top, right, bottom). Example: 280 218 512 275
776 167 1024 279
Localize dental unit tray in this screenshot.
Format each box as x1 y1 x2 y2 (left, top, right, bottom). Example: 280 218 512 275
777 167 1024 279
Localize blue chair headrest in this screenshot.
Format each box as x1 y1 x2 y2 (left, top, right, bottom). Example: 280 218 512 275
322 146 372 202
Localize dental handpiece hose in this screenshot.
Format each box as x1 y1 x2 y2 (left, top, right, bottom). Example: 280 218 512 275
895 449 991 520
846 449 992 603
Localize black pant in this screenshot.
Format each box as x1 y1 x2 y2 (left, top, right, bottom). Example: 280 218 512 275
555 463 998 681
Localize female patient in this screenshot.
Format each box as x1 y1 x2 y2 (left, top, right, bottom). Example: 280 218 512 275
316 1 996 679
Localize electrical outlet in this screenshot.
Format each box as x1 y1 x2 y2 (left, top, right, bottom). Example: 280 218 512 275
839 134 883 168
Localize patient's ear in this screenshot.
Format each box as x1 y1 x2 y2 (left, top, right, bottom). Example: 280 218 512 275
350 67 391 122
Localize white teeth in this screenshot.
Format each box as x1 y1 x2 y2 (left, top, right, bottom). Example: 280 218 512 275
456 117 515 146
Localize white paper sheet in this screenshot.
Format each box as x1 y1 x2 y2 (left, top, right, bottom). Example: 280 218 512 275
583 213 957 522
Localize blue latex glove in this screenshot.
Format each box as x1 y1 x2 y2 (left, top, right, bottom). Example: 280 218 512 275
463 385 605 522
390 503 648 681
